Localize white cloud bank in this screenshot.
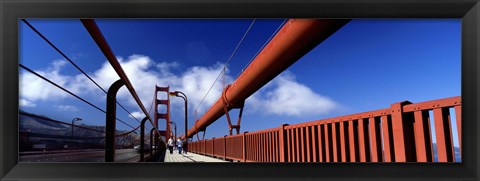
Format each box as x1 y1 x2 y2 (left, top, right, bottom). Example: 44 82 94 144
20 60 71 101
247 73 337 117
129 111 145 119
19 99 36 107
57 105 79 112
20 55 337 117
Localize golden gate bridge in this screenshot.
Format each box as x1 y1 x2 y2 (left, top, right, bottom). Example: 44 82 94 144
19 19 461 163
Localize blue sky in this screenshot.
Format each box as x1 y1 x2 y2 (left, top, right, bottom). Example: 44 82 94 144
19 19 461 146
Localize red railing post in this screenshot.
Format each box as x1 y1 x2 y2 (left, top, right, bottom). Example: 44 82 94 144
224 135 227 160
295 127 301 162
243 131 247 162
323 123 330 162
212 137 215 157
332 122 338 162
390 101 416 162
306 125 311 162
270 132 274 162
265 132 269 162
381 115 393 162
318 124 324 162
299 127 305 162
311 125 317 162
454 105 462 156
413 110 433 162
348 120 356 162
357 118 369 162
286 128 292 162
253 134 257 161
278 124 287 162
369 117 382 162
433 107 455 162
339 122 347 162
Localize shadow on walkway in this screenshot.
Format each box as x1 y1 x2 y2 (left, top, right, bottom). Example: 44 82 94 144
146 149 166 162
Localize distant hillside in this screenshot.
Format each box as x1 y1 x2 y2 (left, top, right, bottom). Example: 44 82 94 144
19 110 137 136
19 110 68 130
19 110 140 147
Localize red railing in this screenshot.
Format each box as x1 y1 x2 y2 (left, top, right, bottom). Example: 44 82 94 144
213 137 225 159
189 96 461 162
205 139 213 156
225 134 243 161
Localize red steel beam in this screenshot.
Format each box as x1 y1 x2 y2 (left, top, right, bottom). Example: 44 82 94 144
81 19 162 138
403 96 461 112
185 19 350 138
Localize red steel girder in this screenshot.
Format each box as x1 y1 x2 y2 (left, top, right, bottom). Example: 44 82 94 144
81 19 162 138
185 19 351 138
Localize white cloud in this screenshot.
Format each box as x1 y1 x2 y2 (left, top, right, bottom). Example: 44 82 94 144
57 105 79 112
179 63 233 113
156 61 179 73
129 111 145 119
19 99 36 107
87 55 174 108
19 55 230 116
246 72 337 117
20 60 71 101
20 55 336 118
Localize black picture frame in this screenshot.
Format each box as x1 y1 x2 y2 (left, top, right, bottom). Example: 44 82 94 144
1 0 479 180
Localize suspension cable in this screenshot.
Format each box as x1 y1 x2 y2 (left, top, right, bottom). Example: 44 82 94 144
194 19 256 114
19 64 136 129
234 19 288 79
205 19 288 110
21 19 141 124
147 90 155 116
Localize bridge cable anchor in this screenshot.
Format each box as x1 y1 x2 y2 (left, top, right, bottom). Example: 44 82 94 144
194 121 207 141
221 84 245 136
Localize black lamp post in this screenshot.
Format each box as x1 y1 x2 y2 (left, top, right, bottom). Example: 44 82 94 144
169 91 188 142
71 117 82 137
170 121 177 143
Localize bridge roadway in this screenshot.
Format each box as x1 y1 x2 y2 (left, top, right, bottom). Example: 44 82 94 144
163 150 228 162
20 148 227 162
19 149 143 162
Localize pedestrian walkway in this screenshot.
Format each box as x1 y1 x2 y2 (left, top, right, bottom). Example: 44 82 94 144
164 150 227 162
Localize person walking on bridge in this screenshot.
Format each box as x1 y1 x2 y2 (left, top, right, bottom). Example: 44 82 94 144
167 137 174 154
176 138 183 154
182 139 188 154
